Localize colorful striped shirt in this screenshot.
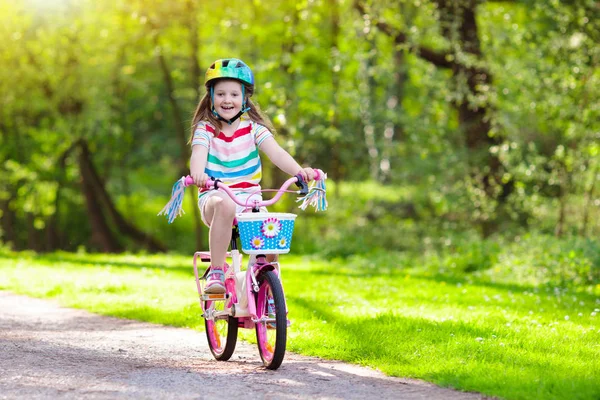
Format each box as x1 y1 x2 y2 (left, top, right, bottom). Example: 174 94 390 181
191 118 273 198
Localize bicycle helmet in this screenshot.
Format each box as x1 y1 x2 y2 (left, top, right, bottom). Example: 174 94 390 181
205 58 254 124
205 58 254 88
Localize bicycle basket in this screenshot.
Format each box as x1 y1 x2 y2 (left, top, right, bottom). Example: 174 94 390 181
236 212 297 255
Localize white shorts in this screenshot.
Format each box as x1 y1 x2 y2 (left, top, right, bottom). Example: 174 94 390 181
198 190 267 226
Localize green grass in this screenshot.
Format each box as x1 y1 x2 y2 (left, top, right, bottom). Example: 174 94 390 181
0 249 599 400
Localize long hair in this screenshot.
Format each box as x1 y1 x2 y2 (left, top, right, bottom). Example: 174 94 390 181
189 80 275 143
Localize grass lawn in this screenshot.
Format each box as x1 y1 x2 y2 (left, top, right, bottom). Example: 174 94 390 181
0 250 599 400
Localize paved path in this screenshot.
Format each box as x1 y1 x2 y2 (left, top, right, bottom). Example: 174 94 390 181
0 291 488 399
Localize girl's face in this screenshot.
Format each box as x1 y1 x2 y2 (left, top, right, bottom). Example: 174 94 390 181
213 80 243 120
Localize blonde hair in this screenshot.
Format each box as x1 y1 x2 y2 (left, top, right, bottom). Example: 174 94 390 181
189 80 275 142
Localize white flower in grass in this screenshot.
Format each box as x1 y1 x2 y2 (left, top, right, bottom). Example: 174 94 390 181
261 218 282 238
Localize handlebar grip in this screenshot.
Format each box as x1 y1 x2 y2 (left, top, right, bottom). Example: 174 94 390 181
184 175 220 190
294 174 309 195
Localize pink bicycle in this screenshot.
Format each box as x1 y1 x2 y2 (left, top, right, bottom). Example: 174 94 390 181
159 171 327 369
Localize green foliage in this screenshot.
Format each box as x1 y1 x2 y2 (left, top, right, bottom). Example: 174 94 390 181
431 240 502 275
0 0 599 252
473 235 600 290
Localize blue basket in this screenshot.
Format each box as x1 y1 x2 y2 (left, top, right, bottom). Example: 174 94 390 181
236 212 297 255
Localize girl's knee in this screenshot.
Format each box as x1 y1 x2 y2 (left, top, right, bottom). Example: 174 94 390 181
209 196 236 219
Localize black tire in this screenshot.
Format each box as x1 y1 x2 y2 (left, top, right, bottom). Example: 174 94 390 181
203 299 238 361
254 270 287 369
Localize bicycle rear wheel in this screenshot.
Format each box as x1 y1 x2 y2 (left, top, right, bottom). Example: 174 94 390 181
203 299 238 361
255 270 287 370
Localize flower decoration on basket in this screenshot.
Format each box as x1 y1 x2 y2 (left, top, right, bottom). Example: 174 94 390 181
261 217 282 238
277 237 288 248
251 236 265 250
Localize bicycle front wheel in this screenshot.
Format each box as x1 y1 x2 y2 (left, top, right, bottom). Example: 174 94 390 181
203 299 238 361
255 270 287 370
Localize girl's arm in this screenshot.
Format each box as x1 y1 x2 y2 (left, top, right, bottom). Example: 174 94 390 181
190 145 210 187
259 136 315 181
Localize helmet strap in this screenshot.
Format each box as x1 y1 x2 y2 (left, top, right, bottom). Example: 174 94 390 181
211 107 248 125
209 84 250 125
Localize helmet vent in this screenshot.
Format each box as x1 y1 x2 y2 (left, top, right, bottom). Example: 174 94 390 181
222 59 230 67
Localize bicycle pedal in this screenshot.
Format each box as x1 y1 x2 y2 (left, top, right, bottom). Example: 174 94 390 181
265 320 291 329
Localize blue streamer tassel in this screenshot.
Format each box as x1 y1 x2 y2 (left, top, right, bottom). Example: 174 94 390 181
157 177 187 223
297 174 328 212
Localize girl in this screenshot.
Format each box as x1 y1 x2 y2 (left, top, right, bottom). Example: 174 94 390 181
189 58 315 294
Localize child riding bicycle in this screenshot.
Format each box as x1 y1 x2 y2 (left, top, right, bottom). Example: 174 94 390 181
188 58 316 294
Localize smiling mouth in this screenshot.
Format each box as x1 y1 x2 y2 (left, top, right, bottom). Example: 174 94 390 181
221 106 234 111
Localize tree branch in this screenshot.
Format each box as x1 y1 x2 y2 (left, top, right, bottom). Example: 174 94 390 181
354 0 453 68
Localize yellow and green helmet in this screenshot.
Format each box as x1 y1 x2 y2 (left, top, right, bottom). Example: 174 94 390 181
205 58 254 88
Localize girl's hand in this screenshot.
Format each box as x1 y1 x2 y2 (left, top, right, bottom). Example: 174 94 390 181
297 167 316 182
191 171 209 188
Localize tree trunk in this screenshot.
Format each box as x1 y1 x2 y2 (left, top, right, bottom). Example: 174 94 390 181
329 0 342 197
380 47 407 184
555 188 566 238
78 140 167 252
436 0 506 207
78 142 123 253
580 162 597 237
0 121 17 247
186 1 207 251
0 195 17 248
266 3 301 190
26 213 42 252
153 33 190 176
358 35 379 181
46 143 77 251
554 166 572 238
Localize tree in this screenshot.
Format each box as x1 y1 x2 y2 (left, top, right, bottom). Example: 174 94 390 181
355 0 511 235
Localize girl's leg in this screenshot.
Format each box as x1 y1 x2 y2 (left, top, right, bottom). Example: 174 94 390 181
203 193 236 293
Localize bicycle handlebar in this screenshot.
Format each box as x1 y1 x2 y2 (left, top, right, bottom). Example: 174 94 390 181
159 169 327 223
183 169 325 209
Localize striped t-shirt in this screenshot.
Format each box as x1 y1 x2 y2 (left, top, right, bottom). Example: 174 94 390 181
191 118 273 199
